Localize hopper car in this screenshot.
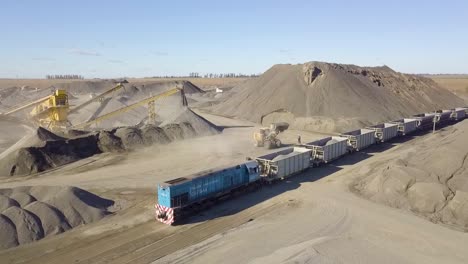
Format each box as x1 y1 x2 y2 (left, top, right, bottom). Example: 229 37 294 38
156 108 467 225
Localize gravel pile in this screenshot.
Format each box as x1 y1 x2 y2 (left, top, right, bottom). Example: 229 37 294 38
213 61 464 132
0 112 220 176
0 186 113 250
352 120 468 230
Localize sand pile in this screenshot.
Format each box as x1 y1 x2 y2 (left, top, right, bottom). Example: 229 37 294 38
160 107 221 135
0 79 203 124
0 186 113 250
50 80 117 96
0 113 220 176
213 62 464 132
0 116 33 154
68 80 204 129
352 120 468 230
0 86 57 112
134 80 204 95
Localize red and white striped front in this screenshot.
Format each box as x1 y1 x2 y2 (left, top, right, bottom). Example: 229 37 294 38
155 204 175 225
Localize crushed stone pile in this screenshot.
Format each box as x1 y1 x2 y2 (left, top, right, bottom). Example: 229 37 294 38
0 112 220 176
0 186 113 250
0 79 220 176
0 79 204 124
352 120 468 231
68 80 204 129
0 116 32 154
0 86 56 112
160 107 221 135
213 61 464 132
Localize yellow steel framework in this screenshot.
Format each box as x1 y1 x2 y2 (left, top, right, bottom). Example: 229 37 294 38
29 90 69 129
72 88 181 129
68 83 125 114
2 89 70 130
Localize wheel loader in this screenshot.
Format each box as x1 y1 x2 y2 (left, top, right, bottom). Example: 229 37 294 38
253 122 289 149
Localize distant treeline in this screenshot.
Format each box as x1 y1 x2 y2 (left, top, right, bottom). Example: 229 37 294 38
151 73 260 78
418 74 468 78
46 75 84 79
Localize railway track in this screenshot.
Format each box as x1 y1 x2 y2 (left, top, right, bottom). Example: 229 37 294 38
111 201 282 264
7 200 282 264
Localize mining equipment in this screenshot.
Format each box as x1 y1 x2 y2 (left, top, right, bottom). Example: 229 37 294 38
3 89 70 130
253 122 289 149
72 87 183 129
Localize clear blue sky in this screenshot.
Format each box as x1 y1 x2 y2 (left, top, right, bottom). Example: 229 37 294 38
1 0 467 78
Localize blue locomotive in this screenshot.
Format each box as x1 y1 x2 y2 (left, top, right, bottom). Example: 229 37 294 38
155 107 468 225
156 160 260 224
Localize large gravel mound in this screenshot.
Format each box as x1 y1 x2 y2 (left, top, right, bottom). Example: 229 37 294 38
160 107 221 135
67 80 204 129
0 186 113 250
352 120 468 230
0 111 220 176
0 79 204 124
213 62 464 132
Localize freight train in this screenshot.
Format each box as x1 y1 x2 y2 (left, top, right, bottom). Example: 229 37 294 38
155 107 468 225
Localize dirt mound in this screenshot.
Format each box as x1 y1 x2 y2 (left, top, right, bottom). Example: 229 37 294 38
2 206 44 244
25 201 71 236
352 120 468 230
0 186 113 250
0 87 61 111
68 81 202 130
37 127 66 141
213 62 464 132
0 195 20 211
9 192 36 207
97 130 124 152
162 124 185 141
180 81 205 94
0 113 220 176
0 116 33 155
114 127 144 150
1 80 203 124
136 80 204 95
140 124 170 145
0 130 102 176
0 214 17 250
160 107 222 135
51 80 117 95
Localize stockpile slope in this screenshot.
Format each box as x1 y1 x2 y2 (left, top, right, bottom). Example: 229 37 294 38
214 62 464 132
352 120 468 230
160 107 221 135
68 81 204 129
0 112 220 176
0 79 203 122
0 186 113 250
